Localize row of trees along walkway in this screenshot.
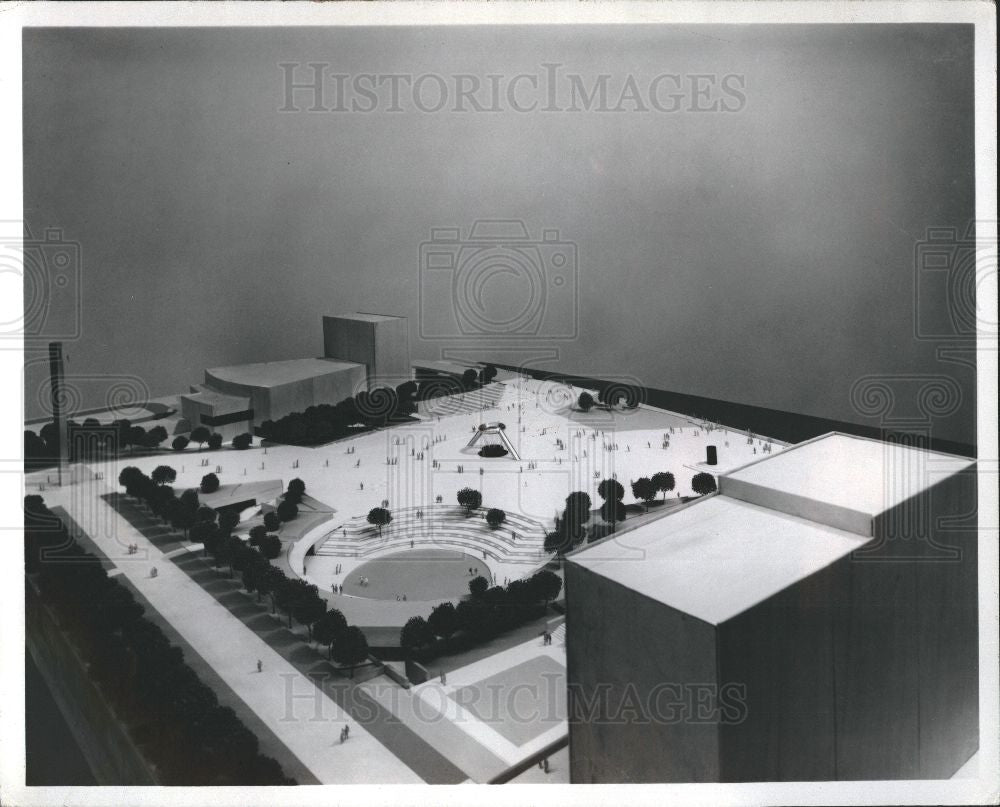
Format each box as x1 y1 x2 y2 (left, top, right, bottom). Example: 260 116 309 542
106 490 468 784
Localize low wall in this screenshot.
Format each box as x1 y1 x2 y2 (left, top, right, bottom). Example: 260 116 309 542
25 581 159 786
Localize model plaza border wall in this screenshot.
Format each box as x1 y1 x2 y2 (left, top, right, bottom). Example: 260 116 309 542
564 432 978 782
180 313 409 436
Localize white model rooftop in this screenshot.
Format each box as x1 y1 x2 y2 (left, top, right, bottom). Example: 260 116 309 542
207 357 364 388
568 495 870 625
721 432 974 535
568 432 975 625
182 388 250 412
333 312 405 323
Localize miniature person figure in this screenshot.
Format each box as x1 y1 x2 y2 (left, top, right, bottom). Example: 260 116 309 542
543 758 550 773
257 659 263 673
150 567 158 578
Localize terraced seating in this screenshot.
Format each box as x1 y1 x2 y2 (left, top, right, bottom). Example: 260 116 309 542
417 383 508 419
313 503 549 565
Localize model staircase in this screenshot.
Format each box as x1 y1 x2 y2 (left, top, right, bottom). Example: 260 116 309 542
314 503 549 565
417 383 508 419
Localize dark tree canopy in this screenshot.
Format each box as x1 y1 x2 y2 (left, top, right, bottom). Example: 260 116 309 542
631 477 657 510
276 499 299 522
218 509 240 534
599 498 627 524
286 478 306 503
152 465 177 486
457 487 482 514
232 433 253 450
651 471 676 499
313 609 348 656
461 368 479 389
207 433 224 451
597 478 625 502
485 508 506 528
190 426 211 448
529 570 563 603
366 507 392 536
400 616 434 652
469 575 489 598
427 601 459 640
692 472 718 496
577 391 595 412
259 535 282 560
330 626 369 675
200 473 220 494
172 436 190 451
263 511 281 532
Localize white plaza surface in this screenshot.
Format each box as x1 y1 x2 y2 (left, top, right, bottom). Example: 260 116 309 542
56 377 787 611
24 377 787 782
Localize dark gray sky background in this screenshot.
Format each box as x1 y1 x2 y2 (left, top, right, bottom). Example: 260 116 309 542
23 25 976 444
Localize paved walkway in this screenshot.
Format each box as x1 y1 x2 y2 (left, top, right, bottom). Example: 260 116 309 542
36 479 424 784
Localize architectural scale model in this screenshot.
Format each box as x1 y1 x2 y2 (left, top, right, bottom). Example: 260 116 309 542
12 16 993 807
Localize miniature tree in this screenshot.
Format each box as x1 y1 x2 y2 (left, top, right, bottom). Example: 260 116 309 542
529 570 563 605
577 391 595 412
218 509 240 535
330 626 369 677
427 602 459 646
691 472 717 496
400 616 434 653
651 471 676 501
286 478 306 504
457 487 482 515
597 478 625 502
469 575 489 598
259 535 282 560
172 435 190 451
367 507 392 536
200 472 220 493
190 426 211 450
314 609 348 659
232 433 253 450
292 592 328 641
563 491 592 533
276 499 298 522
486 508 506 529
263 511 281 532
151 465 177 486
207 433 224 451
599 498 627 524
631 477 657 511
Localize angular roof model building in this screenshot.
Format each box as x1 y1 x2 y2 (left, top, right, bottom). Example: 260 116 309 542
565 432 978 783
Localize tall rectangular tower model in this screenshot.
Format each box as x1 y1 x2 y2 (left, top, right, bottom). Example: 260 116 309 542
564 433 978 783
322 312 410 390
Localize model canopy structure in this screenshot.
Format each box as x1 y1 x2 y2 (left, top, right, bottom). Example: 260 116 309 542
466 421 520 460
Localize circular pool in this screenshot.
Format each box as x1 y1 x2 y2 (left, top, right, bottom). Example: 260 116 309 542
343 548 494 601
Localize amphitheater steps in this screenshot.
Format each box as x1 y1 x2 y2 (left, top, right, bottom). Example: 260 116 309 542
313 503 549 565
